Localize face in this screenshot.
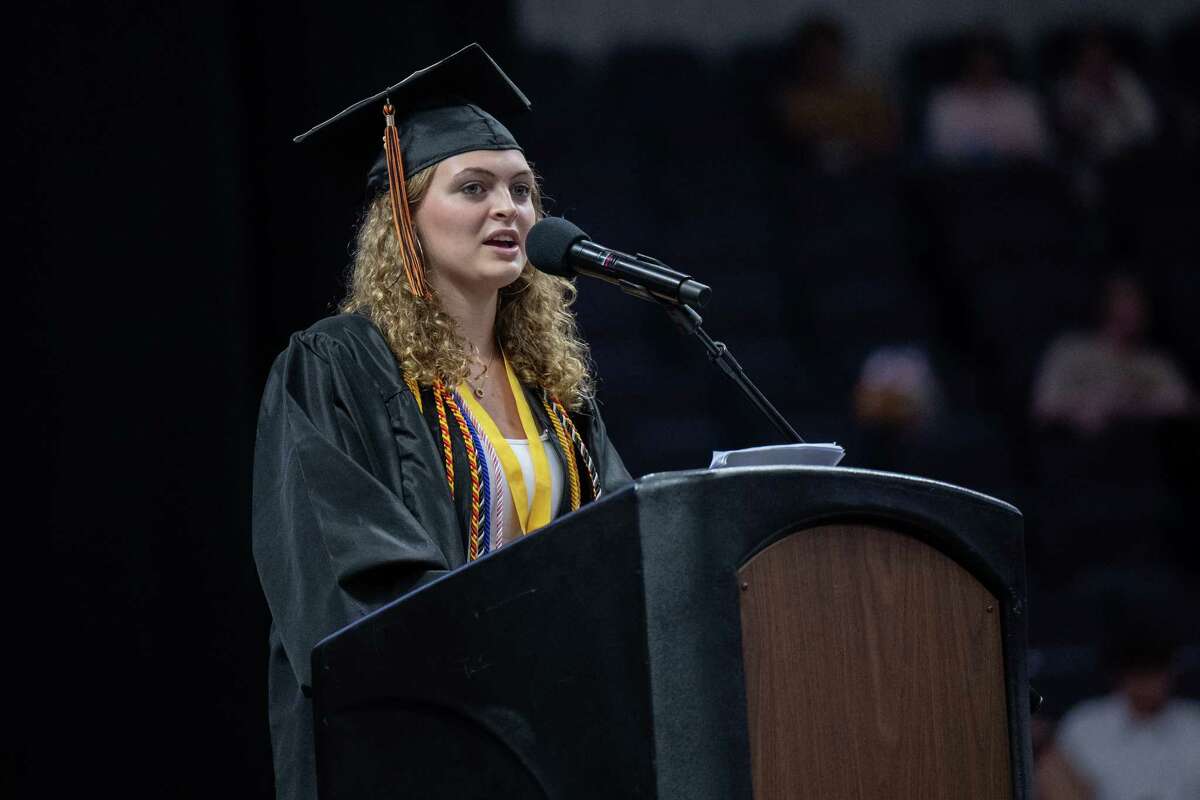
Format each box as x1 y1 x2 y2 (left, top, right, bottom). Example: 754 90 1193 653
414 149 537 302
1120 668 1172 717
965 47 1002 87
1104 277 1146 342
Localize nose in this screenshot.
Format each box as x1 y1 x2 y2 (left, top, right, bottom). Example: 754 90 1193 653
490 187 517 220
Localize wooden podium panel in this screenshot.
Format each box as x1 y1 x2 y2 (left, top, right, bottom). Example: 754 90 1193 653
738 523 1011 800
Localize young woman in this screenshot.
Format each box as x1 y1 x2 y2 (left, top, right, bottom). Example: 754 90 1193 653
251 44 630 799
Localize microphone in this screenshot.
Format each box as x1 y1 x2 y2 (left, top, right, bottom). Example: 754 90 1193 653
526 218 711 308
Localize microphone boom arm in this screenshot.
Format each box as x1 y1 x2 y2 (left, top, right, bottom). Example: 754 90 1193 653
634 252 804 444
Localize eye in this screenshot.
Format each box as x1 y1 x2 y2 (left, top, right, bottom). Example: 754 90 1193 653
460 181 485 196
512 182 532 199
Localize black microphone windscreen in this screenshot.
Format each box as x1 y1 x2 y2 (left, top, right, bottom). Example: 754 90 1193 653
526 217 590 277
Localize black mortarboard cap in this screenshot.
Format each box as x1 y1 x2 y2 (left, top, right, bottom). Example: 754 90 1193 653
294 43 531 192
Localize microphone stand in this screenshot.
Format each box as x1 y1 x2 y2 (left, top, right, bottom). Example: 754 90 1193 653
614 254 805 444
657 300 805 444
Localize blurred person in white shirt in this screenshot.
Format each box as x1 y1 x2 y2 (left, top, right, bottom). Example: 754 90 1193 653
926 33 1050 162
1039 629 1200 800
1056 29 1158 162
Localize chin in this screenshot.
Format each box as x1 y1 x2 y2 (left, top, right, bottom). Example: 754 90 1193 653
436 255 527 298
486 257 527 288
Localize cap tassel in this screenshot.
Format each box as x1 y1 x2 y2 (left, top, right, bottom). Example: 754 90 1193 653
382 101 432 299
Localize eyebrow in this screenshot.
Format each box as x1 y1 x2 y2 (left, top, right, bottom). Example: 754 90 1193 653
452 167 534 181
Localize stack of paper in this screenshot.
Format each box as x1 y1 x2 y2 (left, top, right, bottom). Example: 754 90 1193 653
709 443 845 469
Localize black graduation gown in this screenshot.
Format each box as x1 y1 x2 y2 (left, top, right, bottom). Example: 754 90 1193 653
250 312 631 800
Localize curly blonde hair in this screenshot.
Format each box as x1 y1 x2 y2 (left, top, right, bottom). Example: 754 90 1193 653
340 163 594 408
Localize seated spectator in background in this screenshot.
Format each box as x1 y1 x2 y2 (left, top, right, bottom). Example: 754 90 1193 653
853 345 942 433
852 346 965 480
1038 629 1200 800
1033 274 1194 435
776 15 897 172
1055 29 1158 162
925 33 1050 162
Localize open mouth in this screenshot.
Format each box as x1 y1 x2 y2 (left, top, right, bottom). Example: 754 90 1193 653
483 237 519 251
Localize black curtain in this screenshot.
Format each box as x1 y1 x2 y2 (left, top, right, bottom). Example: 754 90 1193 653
14 2 513 795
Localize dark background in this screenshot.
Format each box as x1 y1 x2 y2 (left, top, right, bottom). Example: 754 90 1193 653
13 1 1198 796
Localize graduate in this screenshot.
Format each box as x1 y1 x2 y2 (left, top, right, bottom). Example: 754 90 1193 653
251 44 631 800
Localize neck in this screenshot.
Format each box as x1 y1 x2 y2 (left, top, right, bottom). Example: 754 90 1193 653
435 281 501 361
1100 326 1136 350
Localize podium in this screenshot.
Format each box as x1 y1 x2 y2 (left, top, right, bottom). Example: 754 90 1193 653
311 467 1031 799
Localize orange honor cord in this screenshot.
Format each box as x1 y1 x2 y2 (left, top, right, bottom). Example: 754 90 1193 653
433 379 487 561
443 390 485 560
432 381 455 494
383 101 432 300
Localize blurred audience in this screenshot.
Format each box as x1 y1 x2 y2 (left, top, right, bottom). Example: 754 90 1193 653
1032 274 1194 435
1054 29 1158 162
850 345 944 479
925 33 1050 162
1037 628 1200 800
853 345 942 432
775 15 897 172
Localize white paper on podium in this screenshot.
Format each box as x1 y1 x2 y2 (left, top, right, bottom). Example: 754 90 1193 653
709 443 845 469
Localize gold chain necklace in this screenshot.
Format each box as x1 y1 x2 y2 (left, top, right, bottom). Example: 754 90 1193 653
467 346 499 399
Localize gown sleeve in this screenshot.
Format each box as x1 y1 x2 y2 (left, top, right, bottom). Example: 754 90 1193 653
585 398 634 494
251 329 451 689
